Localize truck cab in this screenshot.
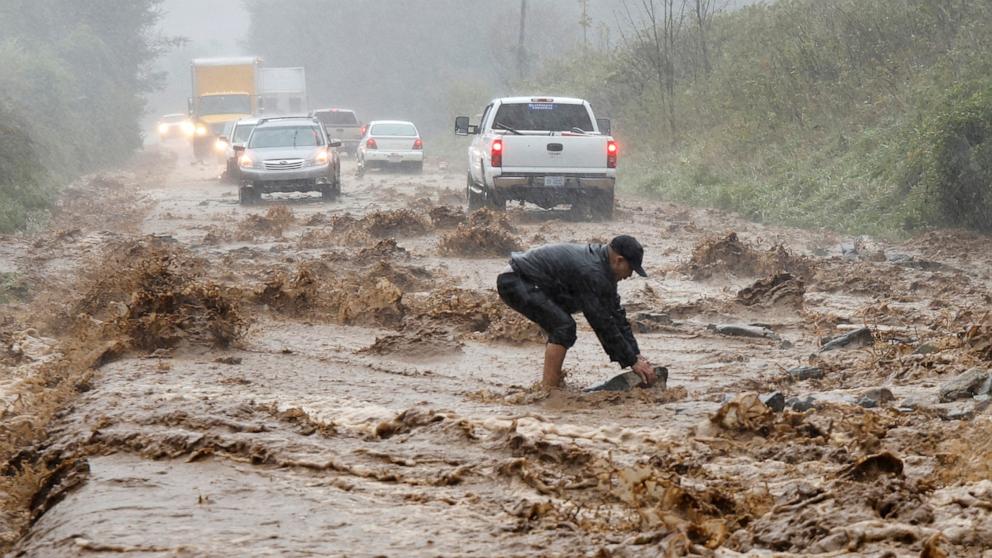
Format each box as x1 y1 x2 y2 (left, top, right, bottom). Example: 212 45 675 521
455 97 617 219
188 57 262 160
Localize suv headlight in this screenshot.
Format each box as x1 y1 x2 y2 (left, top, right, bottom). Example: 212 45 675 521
239 154 254 168
314 149 329 166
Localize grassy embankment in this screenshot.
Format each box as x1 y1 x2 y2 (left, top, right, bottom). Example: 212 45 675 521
532 0 992 236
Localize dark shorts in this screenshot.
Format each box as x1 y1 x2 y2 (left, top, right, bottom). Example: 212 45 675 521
496 271 577 348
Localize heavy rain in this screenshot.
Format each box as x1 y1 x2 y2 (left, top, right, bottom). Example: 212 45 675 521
2 0 992 556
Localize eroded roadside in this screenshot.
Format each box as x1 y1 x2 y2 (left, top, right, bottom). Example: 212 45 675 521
2 145 992 556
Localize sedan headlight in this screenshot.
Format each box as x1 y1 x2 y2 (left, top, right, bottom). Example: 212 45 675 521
181 121 195 136
158 123 169 134
195 124 208 136
214 139 229 152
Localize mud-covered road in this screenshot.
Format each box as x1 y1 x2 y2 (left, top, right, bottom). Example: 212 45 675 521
3 145 992 557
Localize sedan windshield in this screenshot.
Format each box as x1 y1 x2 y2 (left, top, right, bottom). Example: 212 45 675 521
492 103 593 132
198 94 251 116
370 123 417 136
248 126 323 148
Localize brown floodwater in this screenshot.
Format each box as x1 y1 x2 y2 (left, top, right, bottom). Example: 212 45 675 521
3 143 992 557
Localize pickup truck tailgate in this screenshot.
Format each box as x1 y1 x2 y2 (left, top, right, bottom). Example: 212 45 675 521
500 135 607 170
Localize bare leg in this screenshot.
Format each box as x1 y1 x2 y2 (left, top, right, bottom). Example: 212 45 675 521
543 343 567 388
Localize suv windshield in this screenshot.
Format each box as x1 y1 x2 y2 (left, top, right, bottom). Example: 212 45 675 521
198 94 251 115
233 124 256 144
492 103 593 132
371 123 417 136
315 111 359 126
249 126 324 148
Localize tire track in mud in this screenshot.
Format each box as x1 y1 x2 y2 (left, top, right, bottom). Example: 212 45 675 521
3 145 992 556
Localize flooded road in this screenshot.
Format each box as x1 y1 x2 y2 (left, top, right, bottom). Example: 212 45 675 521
3 145 992 556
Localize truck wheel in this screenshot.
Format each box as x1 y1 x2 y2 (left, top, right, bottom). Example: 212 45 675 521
485 190 506 211
594 189 615 220
466 173 484 211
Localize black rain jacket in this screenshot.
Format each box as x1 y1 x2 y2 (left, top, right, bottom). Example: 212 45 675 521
510 243 640 367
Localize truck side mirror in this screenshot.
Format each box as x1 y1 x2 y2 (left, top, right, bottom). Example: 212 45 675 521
454 116 471 135
597 118 612 135
329 139 342 148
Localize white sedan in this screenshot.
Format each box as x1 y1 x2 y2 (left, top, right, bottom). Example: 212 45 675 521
357 120 424 174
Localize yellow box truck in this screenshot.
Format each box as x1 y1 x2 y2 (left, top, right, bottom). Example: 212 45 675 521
188 56 262 160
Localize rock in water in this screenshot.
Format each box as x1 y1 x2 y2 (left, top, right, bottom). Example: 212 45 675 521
761 392 786 412
710 324 779 340
939 368 991 402
819 327 874 352
788 366 824 381
585 366 668 392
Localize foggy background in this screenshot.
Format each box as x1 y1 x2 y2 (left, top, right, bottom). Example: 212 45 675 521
146 0 759 138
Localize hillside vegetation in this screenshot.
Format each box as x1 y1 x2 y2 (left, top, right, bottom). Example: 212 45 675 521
530 0 992 235
0 0 168 232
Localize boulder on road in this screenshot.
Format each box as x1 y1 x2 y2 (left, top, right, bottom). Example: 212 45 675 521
938 368 991 402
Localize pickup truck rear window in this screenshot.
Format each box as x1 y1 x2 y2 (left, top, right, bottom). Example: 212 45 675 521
492 103 593 132
316 111 359 126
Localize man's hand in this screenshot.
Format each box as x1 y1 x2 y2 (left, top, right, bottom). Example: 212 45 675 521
632 356 655 386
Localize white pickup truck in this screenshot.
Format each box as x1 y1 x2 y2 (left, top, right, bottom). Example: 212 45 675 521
454 97 618 219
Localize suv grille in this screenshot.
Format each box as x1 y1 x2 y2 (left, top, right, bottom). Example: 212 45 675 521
263 159 304 170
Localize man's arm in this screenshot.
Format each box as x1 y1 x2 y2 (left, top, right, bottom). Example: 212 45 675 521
582 288 639 368
612 290 639 356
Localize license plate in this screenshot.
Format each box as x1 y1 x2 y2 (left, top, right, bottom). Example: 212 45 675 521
544 176 565 187
387 153 402 159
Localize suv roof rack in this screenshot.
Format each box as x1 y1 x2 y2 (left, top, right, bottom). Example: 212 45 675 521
256 115 319 126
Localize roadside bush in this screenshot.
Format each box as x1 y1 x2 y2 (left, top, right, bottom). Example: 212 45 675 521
0 109 53 232
903 83 992 232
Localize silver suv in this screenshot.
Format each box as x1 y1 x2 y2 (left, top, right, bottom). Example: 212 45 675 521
238 116 342 204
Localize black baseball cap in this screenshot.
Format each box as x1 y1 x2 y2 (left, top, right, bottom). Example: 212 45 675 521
609 235 647 277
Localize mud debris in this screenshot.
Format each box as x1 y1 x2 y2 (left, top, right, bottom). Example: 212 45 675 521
360 328 463 358
438 213 522 257
737 272 805 308
681 232 814 280
428 205 466 229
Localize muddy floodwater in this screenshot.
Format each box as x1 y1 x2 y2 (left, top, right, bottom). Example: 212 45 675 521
3 145 992 557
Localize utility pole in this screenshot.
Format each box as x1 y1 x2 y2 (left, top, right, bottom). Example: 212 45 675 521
578 0 592 50
517 0 528 81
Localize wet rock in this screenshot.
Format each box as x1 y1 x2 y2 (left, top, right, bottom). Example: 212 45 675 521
898 395 933 411
788 396 816 412
760 392 786 412
629 311 674 333
819 327 874 352
585 366 668 392
787 366 824 381
940 402 977 421
708 324 779 340
938 367 991 402
857 387 894 409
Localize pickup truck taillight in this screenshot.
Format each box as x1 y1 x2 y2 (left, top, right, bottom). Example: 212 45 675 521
491 138 503 167
413 138 423 150
366 138 378 149
607 140 618 169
